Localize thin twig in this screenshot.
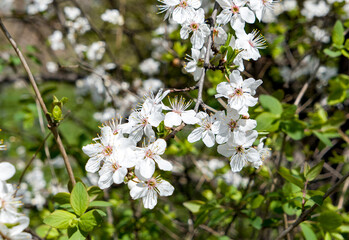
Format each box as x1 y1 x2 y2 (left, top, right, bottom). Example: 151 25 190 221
275 171 349 240
0 18 76 186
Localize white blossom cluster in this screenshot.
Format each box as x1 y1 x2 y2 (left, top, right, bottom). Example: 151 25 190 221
157 0 272 172
0 162 32 239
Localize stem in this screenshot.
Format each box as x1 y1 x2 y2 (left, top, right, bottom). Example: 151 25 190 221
194 2 219 112
275 171 349 240
0 18 76 186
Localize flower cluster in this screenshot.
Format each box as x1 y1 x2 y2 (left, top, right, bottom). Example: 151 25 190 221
157 0 271 172
0 162 32 239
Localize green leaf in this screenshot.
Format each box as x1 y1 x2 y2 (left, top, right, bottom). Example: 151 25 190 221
345 39 349 50
87 186 103 201
259 95 283 115
305 161 324 181
52 105 62 121
300 223 317 240
89 201 112 207
304 163 310 177
43 210 76 229
54 192 71 205
36 225 60 239
278 167 304 189
324 48 342 58
251 195 265 209
280 120 305 140
310 195 323 206
183 200 205 213
341 49 349 59
328 78 347 105
313 131 332 147
251 217 263 230
333 20 345 46
319 211 343 231
255 112 280 132
70 182 89 216
78 210 102 232
68 227 87 240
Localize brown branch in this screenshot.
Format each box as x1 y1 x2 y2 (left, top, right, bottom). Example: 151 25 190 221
0 17 76 186
168 85 199 93
275 171 349 240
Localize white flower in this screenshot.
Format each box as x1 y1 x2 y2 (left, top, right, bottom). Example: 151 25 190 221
139 58 160 76
130 174 174 209
215 70 262 114
256 137 271 163
180 8 210 49
87 41 106 61
101 9 124 25
0 182 23 224
72 17 91 34
134 139 172 179
158 0 202 24
143 89 170 111
64 6 81 20
213 26 228 46
0 162 15 181
215 107 257 144
217 130 260 172
125 101 164 142
187 112 220 147
163 96 198 127
185 47 206 81
48 31 65 51
143 78 164 93
46 61 58 73
249 0 276 22
216 0 255 32
27 0 52 14
301 0 330 20
226 36 245 71
235 30 266 61
97 147 136 189
82 126 119 173
0 216 32 239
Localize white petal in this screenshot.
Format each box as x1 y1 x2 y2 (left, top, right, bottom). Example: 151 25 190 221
82 143 103 157
139 158 156 179
151 139 167 155
230 154 246 172
240 7 255 24
143 189 158 209
202 130 215 147
217 143 235 157
245 148 260 163
113 167 128 184
130 184 147 200
164 112 182 127
100 126 113 146
0 162 16 181
187 0 201 8
154 156 173 171
157 180 174 196
85 155 103 173
216 0 232 9
181 110 199 124
187 127 203 143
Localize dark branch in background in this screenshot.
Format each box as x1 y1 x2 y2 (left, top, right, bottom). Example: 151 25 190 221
276 171 349 240
0 17 76 186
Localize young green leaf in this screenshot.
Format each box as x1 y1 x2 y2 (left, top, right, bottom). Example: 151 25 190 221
332 20 344 46
259 95 283 115
319 211 343 232
43 210 76 229
89 201 113 208
70 182 90 216
54 192 71 205
305 161 324 181
78 210 103 232
183 200 205 213
278 167 304 189
68 226 88 240
300 223 317 240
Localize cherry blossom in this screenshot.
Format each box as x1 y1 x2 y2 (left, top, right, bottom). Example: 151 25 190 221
185 47 206 81
158 0 202 24
235 30 267 61
216 0 255 32
180 8 210 49
249 0 277 22
163 96 199 127
217 130 260 172
134 139 172 179
0 216 32 239
130 173 174 209
187 112 220 147
215 70 262 114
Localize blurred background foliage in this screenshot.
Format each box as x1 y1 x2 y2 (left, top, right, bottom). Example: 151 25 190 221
0 0 349 239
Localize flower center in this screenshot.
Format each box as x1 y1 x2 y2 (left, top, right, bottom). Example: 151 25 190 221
147 178 157 189
231 5 239 14
141 117 148 126
145 149 154 159
103 145 113 156
112 163 120 171
190 23 199 31
234 88 243 96
248 40 255 47
228 120 237 131
236 145 244 153
178 0 188 8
